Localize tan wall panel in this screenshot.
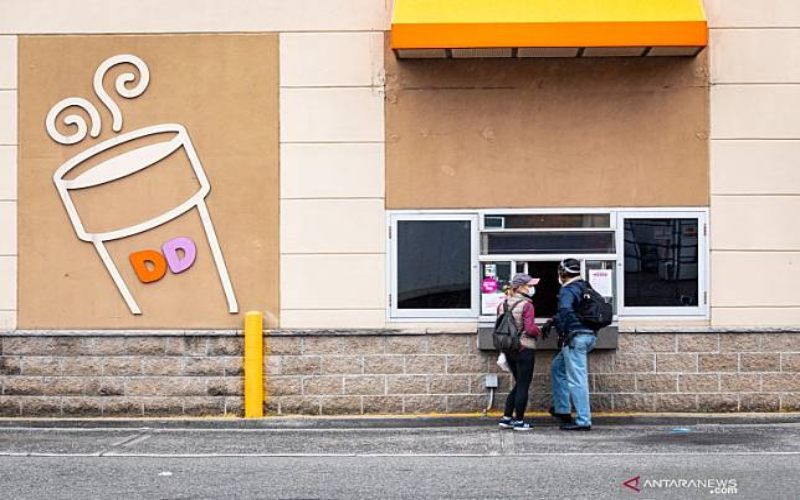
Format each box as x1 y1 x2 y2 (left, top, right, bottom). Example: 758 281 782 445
281 199 386 254
0 0 389 34
18 35 279 329
281 254 385 310
704 0 800 28
0 146 17 200
711 141 800 195
281 309 386 329
711 196 800 250
712 307 800 327
711 252 800 307
0 256 16 310
0 311 14 329
711 29 800 84
0 91 16 144
280 88 384 143
279 32 384 88
386 47 709 209
712 85 800 139
0 36 16 89
0 201 16 255
281 143 385 199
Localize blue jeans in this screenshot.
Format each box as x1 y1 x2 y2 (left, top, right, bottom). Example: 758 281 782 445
551 334 597 426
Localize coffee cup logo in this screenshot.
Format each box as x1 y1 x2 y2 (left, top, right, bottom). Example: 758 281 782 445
46 54 239 315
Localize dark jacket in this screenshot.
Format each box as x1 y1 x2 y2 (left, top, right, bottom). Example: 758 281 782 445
553 279 594 343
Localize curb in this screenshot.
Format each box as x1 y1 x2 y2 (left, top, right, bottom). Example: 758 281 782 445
1 412 799 429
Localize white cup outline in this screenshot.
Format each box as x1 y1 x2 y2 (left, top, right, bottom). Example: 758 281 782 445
53 123 239 315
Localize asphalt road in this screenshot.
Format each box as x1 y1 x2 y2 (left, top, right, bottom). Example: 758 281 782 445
1 420 798 499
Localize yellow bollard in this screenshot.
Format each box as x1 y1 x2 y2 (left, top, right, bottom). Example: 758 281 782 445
243 311 264 418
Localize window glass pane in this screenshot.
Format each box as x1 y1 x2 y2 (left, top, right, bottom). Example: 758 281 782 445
586 260 617 315
484 231 615 254
480 262 512 315
624 219 699 307
398 220 472 309
484 213 610 229
524 261 561 318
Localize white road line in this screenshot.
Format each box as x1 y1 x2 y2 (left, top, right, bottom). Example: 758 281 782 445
0 452 102 457
1 451 799 458
121 434 151 447
0 427 490 434
111 434 145 447
0 422 793 433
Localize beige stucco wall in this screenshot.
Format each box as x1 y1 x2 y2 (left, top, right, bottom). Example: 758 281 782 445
4 0 800 330
0 35 17 330
705 0 800 326
279 31 388 328
0 1 392 331
0 0 390 34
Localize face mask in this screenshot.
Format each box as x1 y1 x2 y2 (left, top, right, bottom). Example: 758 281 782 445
526 286 536 297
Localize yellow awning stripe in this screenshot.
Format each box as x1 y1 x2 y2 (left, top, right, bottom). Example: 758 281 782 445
391 0 708 50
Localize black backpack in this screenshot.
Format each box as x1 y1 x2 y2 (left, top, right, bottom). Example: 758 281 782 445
576 282 614 331
493 300 525 352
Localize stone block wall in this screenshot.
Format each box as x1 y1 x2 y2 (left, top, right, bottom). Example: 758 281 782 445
0 335 244 417
0 331 798 417
265 332 800 415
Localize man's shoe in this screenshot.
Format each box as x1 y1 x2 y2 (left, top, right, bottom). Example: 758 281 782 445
498 416 514 429
549 406 573 424
560 423 591 431
512 420 532 431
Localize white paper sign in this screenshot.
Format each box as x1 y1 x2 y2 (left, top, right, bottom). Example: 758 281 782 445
482 293 505 316
589 269 614 297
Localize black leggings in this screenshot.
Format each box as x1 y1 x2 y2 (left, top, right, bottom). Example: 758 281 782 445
504 349 535 421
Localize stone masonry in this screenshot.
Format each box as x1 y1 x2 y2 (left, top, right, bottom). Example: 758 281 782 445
0 332 799 417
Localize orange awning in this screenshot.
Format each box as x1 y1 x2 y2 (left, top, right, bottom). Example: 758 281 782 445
392 0 708 59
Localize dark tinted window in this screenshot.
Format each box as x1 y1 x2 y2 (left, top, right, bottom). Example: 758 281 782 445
485 231 615 254
398 220 472 309
524 261 561 318
624 219 699 307
485 213 610 229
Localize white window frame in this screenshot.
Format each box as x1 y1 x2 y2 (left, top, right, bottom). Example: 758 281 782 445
616 210 709 317
388 212 480 319
386 207 709 322
477 254 617 323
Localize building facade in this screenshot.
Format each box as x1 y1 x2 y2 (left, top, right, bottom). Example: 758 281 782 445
0 0 798 417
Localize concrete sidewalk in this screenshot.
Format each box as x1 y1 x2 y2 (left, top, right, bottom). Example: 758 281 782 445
1 416 799 499
1 411 799 430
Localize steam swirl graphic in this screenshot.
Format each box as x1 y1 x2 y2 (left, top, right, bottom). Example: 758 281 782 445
45 54 150 144
93 54 150 132
45 97 102 145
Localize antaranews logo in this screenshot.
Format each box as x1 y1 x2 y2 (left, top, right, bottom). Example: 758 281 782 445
622 475 738 495
622 476 641 493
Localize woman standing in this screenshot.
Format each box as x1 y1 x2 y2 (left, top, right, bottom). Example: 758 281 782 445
498 273 542 431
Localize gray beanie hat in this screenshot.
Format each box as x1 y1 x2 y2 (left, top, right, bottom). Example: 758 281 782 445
511 273 540 288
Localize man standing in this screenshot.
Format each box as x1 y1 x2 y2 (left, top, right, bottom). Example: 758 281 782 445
550 258 597 431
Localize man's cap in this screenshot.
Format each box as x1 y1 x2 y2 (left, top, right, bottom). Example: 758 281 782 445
558 258 581 275
511 273 540 288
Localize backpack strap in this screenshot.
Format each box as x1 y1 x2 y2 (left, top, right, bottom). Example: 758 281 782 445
505 297 528 330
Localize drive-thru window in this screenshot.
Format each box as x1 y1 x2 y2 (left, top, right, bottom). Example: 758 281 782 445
388 209 708 324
